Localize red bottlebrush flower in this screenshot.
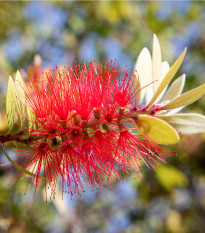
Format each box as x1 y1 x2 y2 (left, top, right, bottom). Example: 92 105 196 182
8 60 175 199
12 143 57 198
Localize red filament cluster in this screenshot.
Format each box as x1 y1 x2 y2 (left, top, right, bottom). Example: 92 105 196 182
13 60 173 198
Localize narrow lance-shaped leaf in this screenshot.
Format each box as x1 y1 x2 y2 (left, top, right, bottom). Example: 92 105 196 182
166 106 185 115
27 106 36 131
162 74 186 102
152 34 162 93
134 47 152 105
154 61 170 103
6 76 16 131
2 146 43 179
162 83 205 110
134 115 179 144
146 48 187 109
159 113 205 134
15 71 26 126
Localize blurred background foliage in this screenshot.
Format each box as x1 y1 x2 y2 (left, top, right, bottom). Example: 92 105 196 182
0 1 205 233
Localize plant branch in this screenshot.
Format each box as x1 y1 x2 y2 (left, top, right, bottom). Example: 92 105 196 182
0 131 34 145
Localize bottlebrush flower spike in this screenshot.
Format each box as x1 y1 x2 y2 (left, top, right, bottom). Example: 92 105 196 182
2 35 205 199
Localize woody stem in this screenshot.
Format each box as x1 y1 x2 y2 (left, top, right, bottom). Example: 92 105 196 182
0 132 39 145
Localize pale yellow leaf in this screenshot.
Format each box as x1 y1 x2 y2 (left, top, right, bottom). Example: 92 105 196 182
134 115 179 144
162 74 186 102
160 61 170 81
15 71 26 126
27 107 36 131
166 106 185 115
159 113 205 134
163 83 205 110
146 48 187 109
152 34 162 93
134 47 152 104
6 76 16 131
155 61 170 103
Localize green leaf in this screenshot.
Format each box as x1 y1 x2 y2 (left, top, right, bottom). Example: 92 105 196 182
15 71 26 126
159 113 205 134
27 107 36 131
6 76 16 131
163 83 205 110
2 146 42 179
156 165 187 191
162 74 186 102
146 48 187 109
134 115 179 144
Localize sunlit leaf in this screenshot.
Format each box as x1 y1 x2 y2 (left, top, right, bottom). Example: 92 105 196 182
6 76 16 131
156 165 187 191
134 47 152 105
166 106 185 115
155 61 170 103
27 107 36 131
152 34 162 93
146 48 187 109
159 113 205 134
15 71 26 126
2 146 41 178
162 74 186 102
163 83 205 110
134 115 179 144
0 111 8 132
160 61 170 80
